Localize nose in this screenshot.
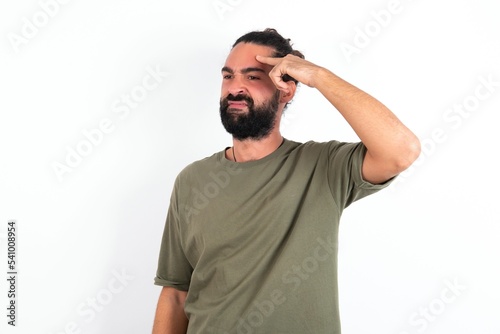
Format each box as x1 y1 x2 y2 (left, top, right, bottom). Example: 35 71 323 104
226 75 247 97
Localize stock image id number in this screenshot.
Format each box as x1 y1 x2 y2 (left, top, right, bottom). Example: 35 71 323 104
7 221 17 270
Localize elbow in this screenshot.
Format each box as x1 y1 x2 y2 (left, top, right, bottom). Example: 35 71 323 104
394 135 421 173
364 135 421 183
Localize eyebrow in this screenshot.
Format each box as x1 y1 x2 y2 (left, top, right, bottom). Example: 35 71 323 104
221 66 266 74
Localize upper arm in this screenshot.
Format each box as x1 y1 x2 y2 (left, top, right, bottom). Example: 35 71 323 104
152 287 188 334
361 150 400 185
159 286 188 306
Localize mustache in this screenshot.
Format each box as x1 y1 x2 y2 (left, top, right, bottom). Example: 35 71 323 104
222 94 254 106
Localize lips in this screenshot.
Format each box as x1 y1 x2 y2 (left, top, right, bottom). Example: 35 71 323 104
222 94 253 113
228 101 247 108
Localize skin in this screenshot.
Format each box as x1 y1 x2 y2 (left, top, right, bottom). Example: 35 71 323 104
152 41 421 333
152 287 188 334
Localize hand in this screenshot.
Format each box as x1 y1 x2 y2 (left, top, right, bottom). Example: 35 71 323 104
256 54 323 93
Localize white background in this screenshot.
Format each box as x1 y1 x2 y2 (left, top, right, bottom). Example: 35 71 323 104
1 0 499 333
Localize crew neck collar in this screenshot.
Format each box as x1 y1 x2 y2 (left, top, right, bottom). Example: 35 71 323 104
218 138 291 169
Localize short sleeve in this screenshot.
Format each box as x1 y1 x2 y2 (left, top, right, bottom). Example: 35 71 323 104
154 176 193 291
327 141 394 209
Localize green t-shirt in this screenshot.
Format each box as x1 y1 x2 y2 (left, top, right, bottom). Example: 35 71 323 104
155 138 392 334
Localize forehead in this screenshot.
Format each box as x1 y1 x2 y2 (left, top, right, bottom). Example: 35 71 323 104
223 43 275 71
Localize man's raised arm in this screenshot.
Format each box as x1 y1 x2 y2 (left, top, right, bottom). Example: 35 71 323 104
256 54 421 184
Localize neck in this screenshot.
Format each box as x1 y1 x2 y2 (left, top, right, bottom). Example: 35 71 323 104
228 131 284 163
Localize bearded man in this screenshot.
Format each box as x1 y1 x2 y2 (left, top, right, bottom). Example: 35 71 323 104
152 28 421 334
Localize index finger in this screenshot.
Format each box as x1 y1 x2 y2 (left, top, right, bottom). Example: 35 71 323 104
255 55 282 65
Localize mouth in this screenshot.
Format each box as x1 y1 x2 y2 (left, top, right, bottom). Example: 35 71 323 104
226 101 249 114
228 101 248 108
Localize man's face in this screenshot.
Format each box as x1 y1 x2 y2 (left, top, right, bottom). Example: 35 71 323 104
219 43 282 140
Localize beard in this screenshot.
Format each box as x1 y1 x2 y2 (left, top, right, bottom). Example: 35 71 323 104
219 90 280 140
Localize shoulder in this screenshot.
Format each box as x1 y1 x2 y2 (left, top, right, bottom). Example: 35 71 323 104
287 139 363 157
176 151 221 181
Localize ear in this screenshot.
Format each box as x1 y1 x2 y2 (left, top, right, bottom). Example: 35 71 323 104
279 81 297 104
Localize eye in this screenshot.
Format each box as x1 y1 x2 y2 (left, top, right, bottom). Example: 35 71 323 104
247 75 260 80
222 74 233 79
